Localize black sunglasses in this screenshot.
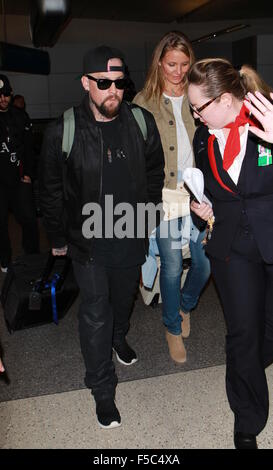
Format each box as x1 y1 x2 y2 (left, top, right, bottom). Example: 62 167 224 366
0 92 11 97
189 95 221 116
85 74 127 90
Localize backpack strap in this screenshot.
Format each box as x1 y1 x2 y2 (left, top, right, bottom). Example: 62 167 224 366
62 105 146 159
62 107 75 160
131 106 147 142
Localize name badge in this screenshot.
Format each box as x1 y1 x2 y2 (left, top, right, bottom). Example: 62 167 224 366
258 144 272 166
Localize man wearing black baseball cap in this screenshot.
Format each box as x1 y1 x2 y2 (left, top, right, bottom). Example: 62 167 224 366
0 74 13 109
39 45 164 429
0 74 39 273
81 45 126 121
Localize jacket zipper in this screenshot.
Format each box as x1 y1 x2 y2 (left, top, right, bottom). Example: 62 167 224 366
87 127 103 263
98 128 103 203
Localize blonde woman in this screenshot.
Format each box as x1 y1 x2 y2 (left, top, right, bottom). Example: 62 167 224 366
134 32 210 363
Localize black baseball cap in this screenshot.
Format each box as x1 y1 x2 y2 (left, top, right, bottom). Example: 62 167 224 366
0 74 12 96
83 45 125 75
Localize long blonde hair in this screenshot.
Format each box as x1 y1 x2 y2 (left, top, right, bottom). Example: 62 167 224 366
142 31 195 102
187 58 273 101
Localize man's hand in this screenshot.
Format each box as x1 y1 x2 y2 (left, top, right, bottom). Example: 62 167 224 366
52 246 68 256
190 200 214 221
21 175 31 183
0 358 5 373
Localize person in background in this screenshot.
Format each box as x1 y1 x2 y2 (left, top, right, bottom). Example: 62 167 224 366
0 340 5 372
39 45 164 429
12 94 26 111
134 31 211 363
0 342 9 383
12 94 41 216
188 58 273 449
0 75 39 273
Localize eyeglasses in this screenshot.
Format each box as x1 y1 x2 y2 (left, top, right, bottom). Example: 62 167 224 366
85 74 127 90
189 95 221 116
0 92 11 97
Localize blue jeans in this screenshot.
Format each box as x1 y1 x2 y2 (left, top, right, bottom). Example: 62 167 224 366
156 217 210 335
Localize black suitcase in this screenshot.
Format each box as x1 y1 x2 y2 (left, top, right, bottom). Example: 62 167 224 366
1 252 79 332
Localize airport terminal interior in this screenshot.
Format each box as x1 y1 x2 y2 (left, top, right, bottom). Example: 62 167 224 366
1 0 273 451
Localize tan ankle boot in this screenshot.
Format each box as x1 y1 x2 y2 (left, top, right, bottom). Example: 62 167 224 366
180 311 190 338
166 331 187 363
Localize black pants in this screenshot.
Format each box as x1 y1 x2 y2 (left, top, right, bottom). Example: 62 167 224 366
211 253 273 435
0 181 39 266
73 260 141 401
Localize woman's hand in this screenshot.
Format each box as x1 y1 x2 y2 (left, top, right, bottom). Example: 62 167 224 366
244 91 273 143
190 200 214 221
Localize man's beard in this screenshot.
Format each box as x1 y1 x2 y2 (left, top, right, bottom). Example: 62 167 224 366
91 95 122 119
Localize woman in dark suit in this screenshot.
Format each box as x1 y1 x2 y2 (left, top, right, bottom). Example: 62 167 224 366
187 58 273 449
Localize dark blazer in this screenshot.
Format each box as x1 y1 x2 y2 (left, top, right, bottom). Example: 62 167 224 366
193 125 273 263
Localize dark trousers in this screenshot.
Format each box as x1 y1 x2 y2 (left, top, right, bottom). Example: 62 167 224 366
0 182 39 266
211 253 273 435
73 260 140 401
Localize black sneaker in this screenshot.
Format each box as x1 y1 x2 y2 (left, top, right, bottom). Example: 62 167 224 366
96 398 121 429
113 340 138 366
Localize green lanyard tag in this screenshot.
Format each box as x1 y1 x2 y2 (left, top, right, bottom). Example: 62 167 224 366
258 144 272 166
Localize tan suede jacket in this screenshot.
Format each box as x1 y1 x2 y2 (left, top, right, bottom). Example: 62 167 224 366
133 92 196 190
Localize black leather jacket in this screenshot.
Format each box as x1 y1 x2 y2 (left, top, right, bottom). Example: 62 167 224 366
39 95 165 264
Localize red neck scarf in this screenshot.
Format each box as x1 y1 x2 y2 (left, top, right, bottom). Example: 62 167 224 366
207 103 257 193
222 103 257 170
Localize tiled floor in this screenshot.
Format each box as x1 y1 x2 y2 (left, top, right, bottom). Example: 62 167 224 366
0 364 273 449
1 217 272 450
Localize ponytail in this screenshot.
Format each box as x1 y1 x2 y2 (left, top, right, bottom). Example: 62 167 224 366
239 65 273 100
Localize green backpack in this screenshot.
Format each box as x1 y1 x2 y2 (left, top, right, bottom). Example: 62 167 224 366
62 105 147 159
